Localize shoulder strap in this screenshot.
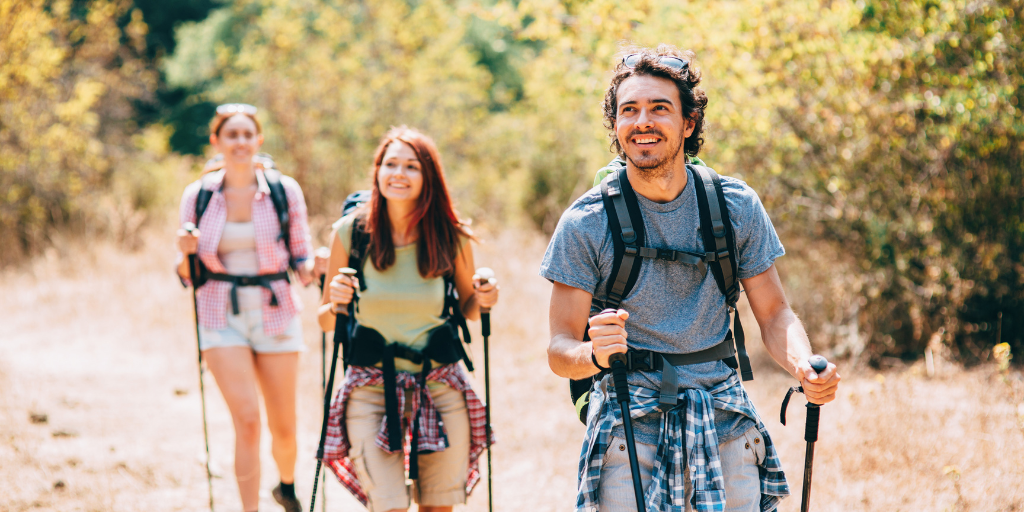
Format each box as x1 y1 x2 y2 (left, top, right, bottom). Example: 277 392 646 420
194 173 218 226
349 216 371 292
262 169 295 270
689 164 752 381
600 169 646 309
689 165 740 304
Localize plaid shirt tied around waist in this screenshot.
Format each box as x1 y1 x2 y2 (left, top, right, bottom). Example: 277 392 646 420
577 372 789 512
322 363 495 506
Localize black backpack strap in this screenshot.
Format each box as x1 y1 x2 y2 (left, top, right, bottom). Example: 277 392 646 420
600 169 646 309
194 172 218 226
690 164 752 381
190 173 220 288
262 169 295 270
349 217 370 292
440 273 474 372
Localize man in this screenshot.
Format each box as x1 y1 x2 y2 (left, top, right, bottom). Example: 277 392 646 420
540 45 841 511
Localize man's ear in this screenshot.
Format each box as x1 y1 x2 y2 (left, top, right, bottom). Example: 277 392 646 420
683 114 697 138
209 133 217 146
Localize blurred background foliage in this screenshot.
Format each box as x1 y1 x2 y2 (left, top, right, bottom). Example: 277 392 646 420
1 0 1021 366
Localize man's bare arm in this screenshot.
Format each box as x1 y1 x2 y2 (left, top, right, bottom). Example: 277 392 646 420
742 264 841 404
547 281 631 380
548 282 601 380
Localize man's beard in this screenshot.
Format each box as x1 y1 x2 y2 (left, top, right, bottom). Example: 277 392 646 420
623 130 686 180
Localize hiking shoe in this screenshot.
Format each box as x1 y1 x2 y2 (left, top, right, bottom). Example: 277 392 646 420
271 483 302 512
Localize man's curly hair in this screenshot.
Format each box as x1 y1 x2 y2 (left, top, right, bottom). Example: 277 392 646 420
602 44 708 158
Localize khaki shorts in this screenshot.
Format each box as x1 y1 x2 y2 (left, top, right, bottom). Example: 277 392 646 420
346 383 470 511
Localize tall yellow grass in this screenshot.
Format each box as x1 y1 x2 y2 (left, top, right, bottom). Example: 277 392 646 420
0 222 1021 511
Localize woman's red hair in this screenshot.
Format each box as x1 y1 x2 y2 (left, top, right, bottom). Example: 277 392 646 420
363 126 472 278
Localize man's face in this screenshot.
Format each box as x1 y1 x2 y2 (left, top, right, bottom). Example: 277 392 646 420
614 74 695 174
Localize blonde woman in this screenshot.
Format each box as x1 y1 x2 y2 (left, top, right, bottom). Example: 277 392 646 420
176 104 314 512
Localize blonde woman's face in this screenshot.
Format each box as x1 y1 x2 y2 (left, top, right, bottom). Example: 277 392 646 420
211 114 262 166
377 141 424 205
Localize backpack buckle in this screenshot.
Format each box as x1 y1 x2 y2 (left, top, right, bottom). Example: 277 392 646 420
705 251 717 262
626 349 661 371
624 246 639 256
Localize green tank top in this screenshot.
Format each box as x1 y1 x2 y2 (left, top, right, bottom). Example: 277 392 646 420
334 214 461 374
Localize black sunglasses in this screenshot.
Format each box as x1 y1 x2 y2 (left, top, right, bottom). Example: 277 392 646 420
216 103 258 116
622 53 689 72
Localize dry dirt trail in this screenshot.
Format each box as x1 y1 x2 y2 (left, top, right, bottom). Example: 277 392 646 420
1 225 1022 511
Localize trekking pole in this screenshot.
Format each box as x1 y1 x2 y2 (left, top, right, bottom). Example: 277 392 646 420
603 310 646 512
314 247 330 512
310 267 357 512
780 355 830 512
476 267 496 512
182 222 215 512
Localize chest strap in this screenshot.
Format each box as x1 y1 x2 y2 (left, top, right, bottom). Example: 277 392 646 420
614 335 737 407
206 271 290 314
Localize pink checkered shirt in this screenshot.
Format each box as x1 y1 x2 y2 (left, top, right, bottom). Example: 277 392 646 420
322 364 495 506
177 169 312 336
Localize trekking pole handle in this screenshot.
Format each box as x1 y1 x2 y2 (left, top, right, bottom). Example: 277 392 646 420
332 267 358 315
475 267 495 313
182 223 200 282
804 355 829 443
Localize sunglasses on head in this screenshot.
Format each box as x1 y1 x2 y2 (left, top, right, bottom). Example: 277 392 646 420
622 53 689 72
216 103 258 116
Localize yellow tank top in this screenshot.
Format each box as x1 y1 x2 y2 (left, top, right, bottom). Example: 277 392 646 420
334 214 464 374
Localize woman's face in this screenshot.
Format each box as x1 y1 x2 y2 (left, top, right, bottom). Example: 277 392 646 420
210 114 262 166
377 141 424 205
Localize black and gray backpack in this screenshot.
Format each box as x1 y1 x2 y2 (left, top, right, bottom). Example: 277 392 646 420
570 160 753 423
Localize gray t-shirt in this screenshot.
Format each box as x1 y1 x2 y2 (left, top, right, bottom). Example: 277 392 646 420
540 166 785 444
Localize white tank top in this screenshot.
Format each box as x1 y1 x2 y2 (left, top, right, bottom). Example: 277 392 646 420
217 222 263 311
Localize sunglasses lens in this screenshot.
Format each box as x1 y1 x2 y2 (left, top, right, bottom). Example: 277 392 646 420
622 54 641 68
661 57 688 71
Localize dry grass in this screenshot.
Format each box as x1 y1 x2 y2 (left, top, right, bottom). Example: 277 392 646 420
1 222 1022 511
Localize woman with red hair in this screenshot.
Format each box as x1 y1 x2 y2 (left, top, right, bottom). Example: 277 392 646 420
317 126 499 512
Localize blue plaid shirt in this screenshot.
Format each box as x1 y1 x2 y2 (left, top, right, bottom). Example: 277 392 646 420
576 372 790 512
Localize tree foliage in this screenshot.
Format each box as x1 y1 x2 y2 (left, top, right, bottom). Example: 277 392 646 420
2 0 1021 364
0 0 178 261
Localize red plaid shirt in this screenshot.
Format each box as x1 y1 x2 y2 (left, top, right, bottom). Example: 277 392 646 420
322 364 495 506
177 169 312 336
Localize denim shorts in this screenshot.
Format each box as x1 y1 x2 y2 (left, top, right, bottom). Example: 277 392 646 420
598 425 766 511
198 309 305 353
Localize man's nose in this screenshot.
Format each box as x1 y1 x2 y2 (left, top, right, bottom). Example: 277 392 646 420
635 109 655 130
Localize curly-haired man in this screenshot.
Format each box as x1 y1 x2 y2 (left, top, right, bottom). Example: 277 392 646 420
540 44 842 511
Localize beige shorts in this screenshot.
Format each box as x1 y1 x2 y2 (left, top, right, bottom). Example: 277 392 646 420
346 383 470 511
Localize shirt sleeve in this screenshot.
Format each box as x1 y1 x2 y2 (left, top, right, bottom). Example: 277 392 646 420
721 179 785 280
538 196 607 295
175 180 202 287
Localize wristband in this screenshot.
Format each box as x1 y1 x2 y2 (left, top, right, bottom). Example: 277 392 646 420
591 345 609 371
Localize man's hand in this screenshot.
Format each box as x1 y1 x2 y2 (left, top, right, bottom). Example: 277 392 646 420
588 309 629 368
796 360 841 405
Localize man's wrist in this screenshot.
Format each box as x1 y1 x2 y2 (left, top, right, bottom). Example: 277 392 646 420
590 344 608 371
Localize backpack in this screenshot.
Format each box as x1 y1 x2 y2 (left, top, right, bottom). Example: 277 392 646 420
569 161 753 424
194 154 296 271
